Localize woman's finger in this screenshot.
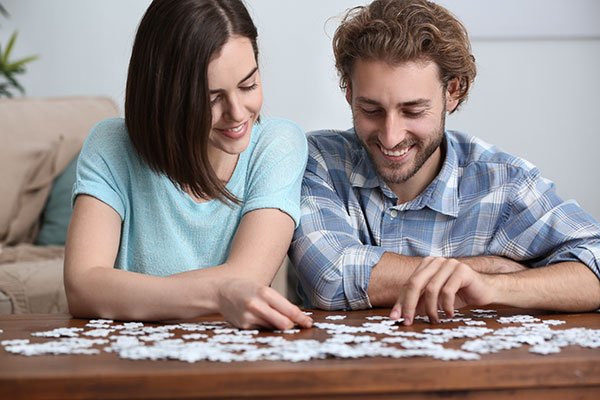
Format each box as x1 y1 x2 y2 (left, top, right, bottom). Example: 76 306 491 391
262 287 313 328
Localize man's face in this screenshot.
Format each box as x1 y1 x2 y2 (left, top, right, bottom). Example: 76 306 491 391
347 59 458 201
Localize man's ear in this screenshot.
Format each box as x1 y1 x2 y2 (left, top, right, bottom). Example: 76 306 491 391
345 83 352 105
445 78 460 113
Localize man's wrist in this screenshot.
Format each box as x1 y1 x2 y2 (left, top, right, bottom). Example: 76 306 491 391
482 272 514 306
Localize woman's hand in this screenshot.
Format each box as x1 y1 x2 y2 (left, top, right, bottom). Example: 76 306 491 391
217 279 313 330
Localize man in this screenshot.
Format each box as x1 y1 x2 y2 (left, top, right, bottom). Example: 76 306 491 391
289 0 600 325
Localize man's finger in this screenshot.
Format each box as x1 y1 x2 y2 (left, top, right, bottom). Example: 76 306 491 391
390 303 402 320
423 259 459 322
400 257 442 325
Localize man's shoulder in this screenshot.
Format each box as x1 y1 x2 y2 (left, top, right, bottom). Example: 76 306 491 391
306 128 359 156
302 129 365 181
448 130 536 173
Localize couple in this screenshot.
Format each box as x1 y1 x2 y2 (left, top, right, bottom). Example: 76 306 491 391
64 0 600 329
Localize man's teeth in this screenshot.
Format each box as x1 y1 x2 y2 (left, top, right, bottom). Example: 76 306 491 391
381 146 410 157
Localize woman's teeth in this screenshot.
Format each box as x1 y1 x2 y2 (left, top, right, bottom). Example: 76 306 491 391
226 123 244 132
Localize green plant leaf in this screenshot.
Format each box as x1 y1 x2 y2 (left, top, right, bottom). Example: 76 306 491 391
5 73 24 94
6 55 38 70
0 4 9 19
4 63 24 74
2 31 18 65
0 20 38 97
0 83 14 98
6 72 19 85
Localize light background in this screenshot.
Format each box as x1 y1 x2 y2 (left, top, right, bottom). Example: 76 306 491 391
2 0 599 219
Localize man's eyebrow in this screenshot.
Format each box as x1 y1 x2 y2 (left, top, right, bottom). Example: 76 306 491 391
402 99 431 107
355 96 431 107
209 66 258 93
355 97 381 106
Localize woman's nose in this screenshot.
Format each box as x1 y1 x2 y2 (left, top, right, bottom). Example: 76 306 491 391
225 94 245 122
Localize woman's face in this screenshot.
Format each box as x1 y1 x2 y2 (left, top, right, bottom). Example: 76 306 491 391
207 36 263 167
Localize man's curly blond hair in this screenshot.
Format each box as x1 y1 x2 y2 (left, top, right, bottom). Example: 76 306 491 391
333 0 476 112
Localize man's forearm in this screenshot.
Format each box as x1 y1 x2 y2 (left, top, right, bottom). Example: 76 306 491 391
368 252 526 307
367 253 420 306
488 262 600 312
370 252 600 312
461 255 527 274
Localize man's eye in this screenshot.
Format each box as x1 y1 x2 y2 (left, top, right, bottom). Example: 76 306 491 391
361 108 381 116
404 110 425 118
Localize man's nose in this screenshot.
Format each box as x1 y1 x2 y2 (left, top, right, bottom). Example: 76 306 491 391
379 113 406 149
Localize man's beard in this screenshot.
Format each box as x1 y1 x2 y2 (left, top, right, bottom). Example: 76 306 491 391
357 110 445 186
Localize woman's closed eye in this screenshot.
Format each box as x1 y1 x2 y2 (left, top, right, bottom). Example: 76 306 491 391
240 82 258 92
210 94 221 106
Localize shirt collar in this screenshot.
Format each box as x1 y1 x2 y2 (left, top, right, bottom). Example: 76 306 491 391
349 148 381 189
349 131 460 217
418 134 460 217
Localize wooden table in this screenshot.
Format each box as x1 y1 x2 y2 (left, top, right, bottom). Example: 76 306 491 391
1 308 599 399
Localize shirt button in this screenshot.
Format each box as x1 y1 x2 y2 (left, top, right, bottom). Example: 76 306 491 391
390 209 398 218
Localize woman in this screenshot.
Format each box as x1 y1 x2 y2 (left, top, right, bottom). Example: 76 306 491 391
64 0 312 330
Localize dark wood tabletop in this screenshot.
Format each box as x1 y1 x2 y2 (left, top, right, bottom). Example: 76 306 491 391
1 307 599 399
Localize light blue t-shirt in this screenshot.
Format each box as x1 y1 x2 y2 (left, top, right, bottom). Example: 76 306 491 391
73 117 307 276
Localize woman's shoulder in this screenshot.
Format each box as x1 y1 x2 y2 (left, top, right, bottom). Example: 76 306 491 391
253 117 307 150
83 117 130 151
243 117 307 171
255 117 304 137
80 117 139 171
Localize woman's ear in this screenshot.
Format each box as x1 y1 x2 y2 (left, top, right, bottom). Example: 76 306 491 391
445 78 460 113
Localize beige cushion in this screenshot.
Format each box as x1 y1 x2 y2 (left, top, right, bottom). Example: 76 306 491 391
0 96 119 245
0 244 66 313
0 243 65 264
0 257 67 314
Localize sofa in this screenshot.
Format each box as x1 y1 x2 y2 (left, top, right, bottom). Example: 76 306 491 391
0 96 293 315
0 96 120 314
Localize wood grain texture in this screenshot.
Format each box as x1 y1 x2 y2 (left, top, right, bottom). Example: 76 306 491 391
1 308 599 399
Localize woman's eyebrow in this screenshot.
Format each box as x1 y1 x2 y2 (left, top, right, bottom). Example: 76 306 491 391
238 66 259 84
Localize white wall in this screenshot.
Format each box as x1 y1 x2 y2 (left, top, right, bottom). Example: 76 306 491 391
2 0 599 219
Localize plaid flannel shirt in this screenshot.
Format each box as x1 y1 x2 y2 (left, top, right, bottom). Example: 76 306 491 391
289 129 600 310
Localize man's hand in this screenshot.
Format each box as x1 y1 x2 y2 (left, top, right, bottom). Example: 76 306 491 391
217 279 313 330
390 257 495 325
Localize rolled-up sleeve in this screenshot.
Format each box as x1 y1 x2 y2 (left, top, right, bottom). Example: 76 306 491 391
490 168 600 279
290 155 385 310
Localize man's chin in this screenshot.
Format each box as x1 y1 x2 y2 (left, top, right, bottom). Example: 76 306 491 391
375 167 413 186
